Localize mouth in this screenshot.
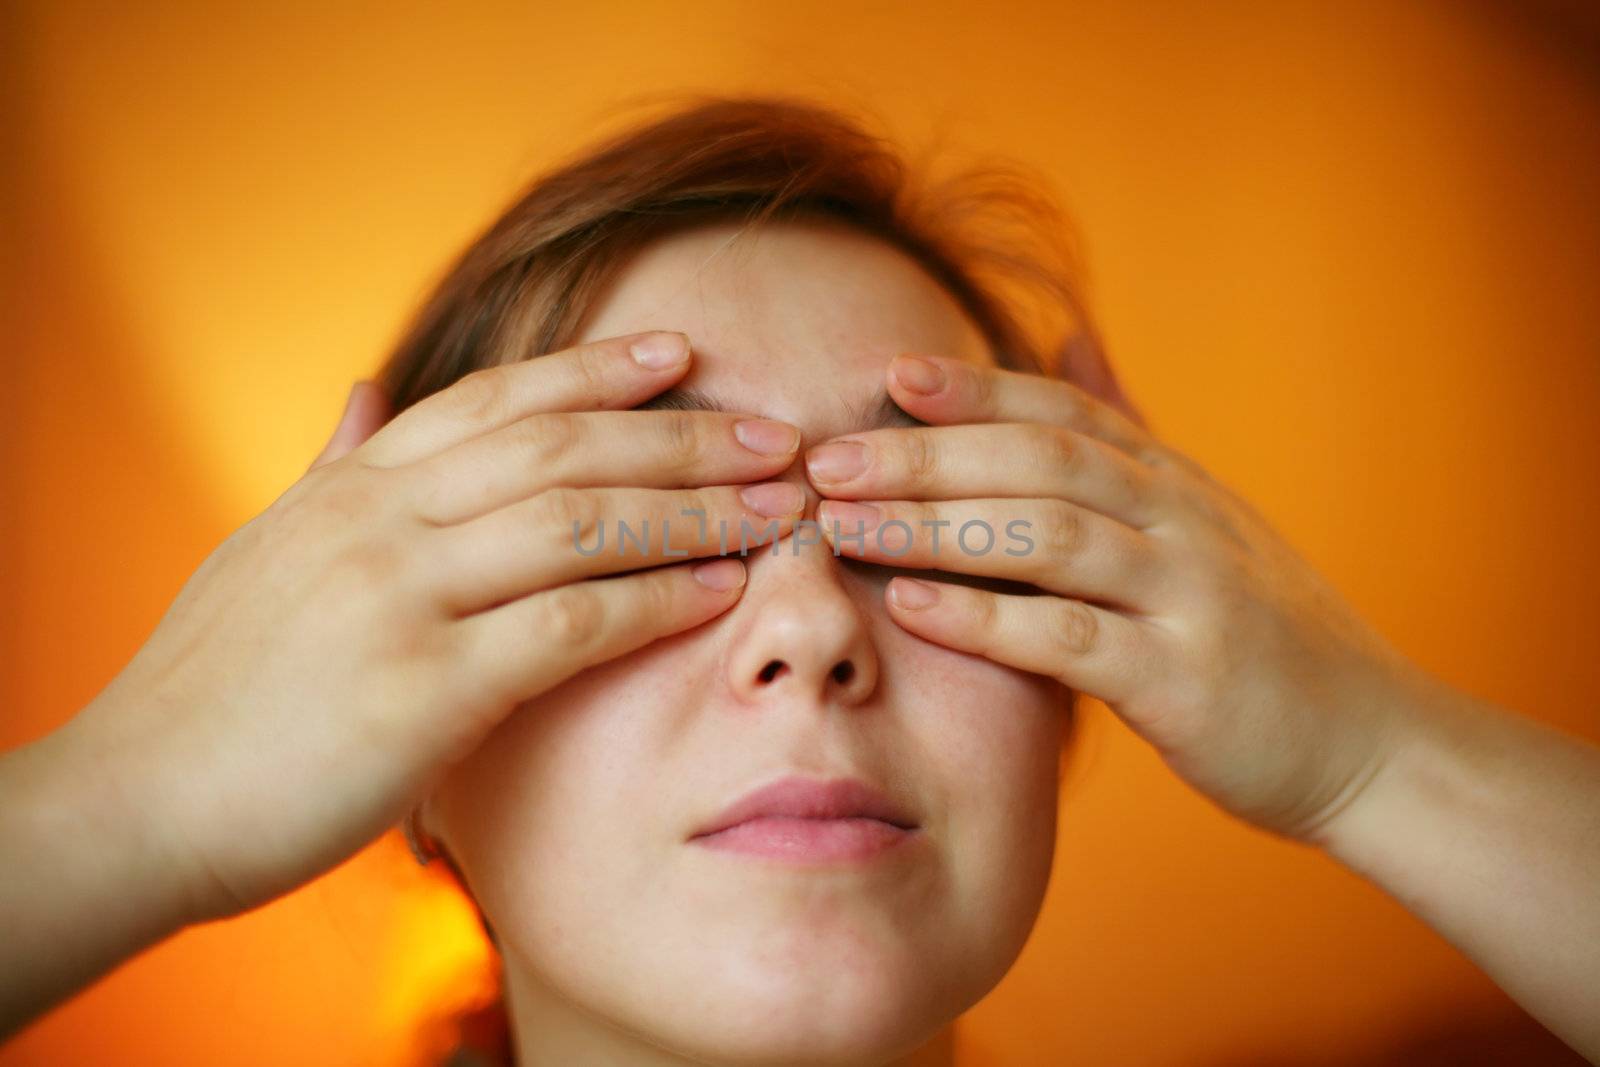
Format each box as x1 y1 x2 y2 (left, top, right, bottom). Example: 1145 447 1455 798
687 774 921 864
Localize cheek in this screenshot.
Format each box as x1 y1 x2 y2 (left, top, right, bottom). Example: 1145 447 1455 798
888 624 1067 803
887 630 1067 954
430 637 700 960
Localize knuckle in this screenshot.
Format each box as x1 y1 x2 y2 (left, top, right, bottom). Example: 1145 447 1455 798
1038 501 1085 561
969 365 997 415
1139 444 1173 470
658 412 704 468
899 431 939 486
373 613 452 677
307 464 394 527
1054 379 1093 424
1052 598 1100 658
531 487 601 542
337 531 413 589
676 488 732 548
901 498 937 528
970 593 1003 655
542 585 605 650
639 570 679 625
901 501 940 554
1142 443 1208 488
676 486 715 524
1035 427 1079 474
566 348 612 411
450 367 508 427
1120 457 1162 510
972 587 997 627
515 411 581 468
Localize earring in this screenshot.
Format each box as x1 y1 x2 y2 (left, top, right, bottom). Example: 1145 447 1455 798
402 807 440 866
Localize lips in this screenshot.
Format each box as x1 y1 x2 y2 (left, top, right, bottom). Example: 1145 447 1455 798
688 775 920 863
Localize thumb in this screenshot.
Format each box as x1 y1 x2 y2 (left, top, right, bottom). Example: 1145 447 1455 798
308 380 393 471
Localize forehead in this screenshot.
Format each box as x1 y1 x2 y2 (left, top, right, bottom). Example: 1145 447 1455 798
574 217 994 437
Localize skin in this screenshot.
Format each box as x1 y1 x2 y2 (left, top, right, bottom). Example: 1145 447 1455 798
0 326 806 1037
0 217 1595 1062
424 219 1066 1066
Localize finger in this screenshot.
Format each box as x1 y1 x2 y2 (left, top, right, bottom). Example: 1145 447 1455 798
360 330 692 468
308 381 394 472
409 409 800 526
429 481 804 615
882 577 1156 707
817 496 1169 613
885 353 1172 465
805 422 1165 530
457 557 748 708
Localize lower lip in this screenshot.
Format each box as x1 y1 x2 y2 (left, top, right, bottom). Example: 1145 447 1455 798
691 816 916 863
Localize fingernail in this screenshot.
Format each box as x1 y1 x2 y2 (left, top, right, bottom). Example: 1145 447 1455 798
892 355 946 395
739 481 804 518
888 577 941 610
693 558 746 591
805 441 867 484
630 332 689 369
733 418 800 457
819 500 880 534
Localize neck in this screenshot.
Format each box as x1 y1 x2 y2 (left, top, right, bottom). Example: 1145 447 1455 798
502 965 957 1067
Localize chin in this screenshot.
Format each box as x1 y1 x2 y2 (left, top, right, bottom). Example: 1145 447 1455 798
645 981 952 1067
632 917 979 1067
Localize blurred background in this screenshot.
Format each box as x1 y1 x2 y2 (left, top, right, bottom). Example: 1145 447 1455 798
3 1 1598 1064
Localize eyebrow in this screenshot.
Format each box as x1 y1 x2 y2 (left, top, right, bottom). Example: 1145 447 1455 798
635 386 927 434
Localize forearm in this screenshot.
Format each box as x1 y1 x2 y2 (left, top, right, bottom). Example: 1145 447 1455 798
1312 671 1600 1061
0 712 195 1038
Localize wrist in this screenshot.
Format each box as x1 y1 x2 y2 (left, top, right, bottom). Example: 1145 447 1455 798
0 709 207 1033
1300 664 1476 873
47 698 218 932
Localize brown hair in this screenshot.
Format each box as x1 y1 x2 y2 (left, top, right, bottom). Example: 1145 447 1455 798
375 93 1143 426
379 93 1142 1067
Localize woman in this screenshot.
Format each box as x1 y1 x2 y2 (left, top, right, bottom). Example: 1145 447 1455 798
1 96 1596 1066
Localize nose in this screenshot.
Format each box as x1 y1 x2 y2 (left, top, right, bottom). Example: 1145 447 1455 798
723 520 880 708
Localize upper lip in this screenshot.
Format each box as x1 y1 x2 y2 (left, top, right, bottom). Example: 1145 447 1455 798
689 775 919 839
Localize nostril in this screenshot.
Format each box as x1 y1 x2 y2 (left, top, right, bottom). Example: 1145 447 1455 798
757 659 787 684
830 661 855 686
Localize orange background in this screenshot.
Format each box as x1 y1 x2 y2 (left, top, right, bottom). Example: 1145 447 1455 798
4 1 1599 1064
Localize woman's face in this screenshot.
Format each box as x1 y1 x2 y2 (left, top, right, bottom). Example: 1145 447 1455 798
427 218 1068 1065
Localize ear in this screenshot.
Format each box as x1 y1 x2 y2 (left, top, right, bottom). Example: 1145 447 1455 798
308 380 395 472
1057 331 1149 431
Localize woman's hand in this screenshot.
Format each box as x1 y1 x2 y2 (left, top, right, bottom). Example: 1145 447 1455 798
56 330 806 923
803 350 1600 1060
804 352 1422 839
